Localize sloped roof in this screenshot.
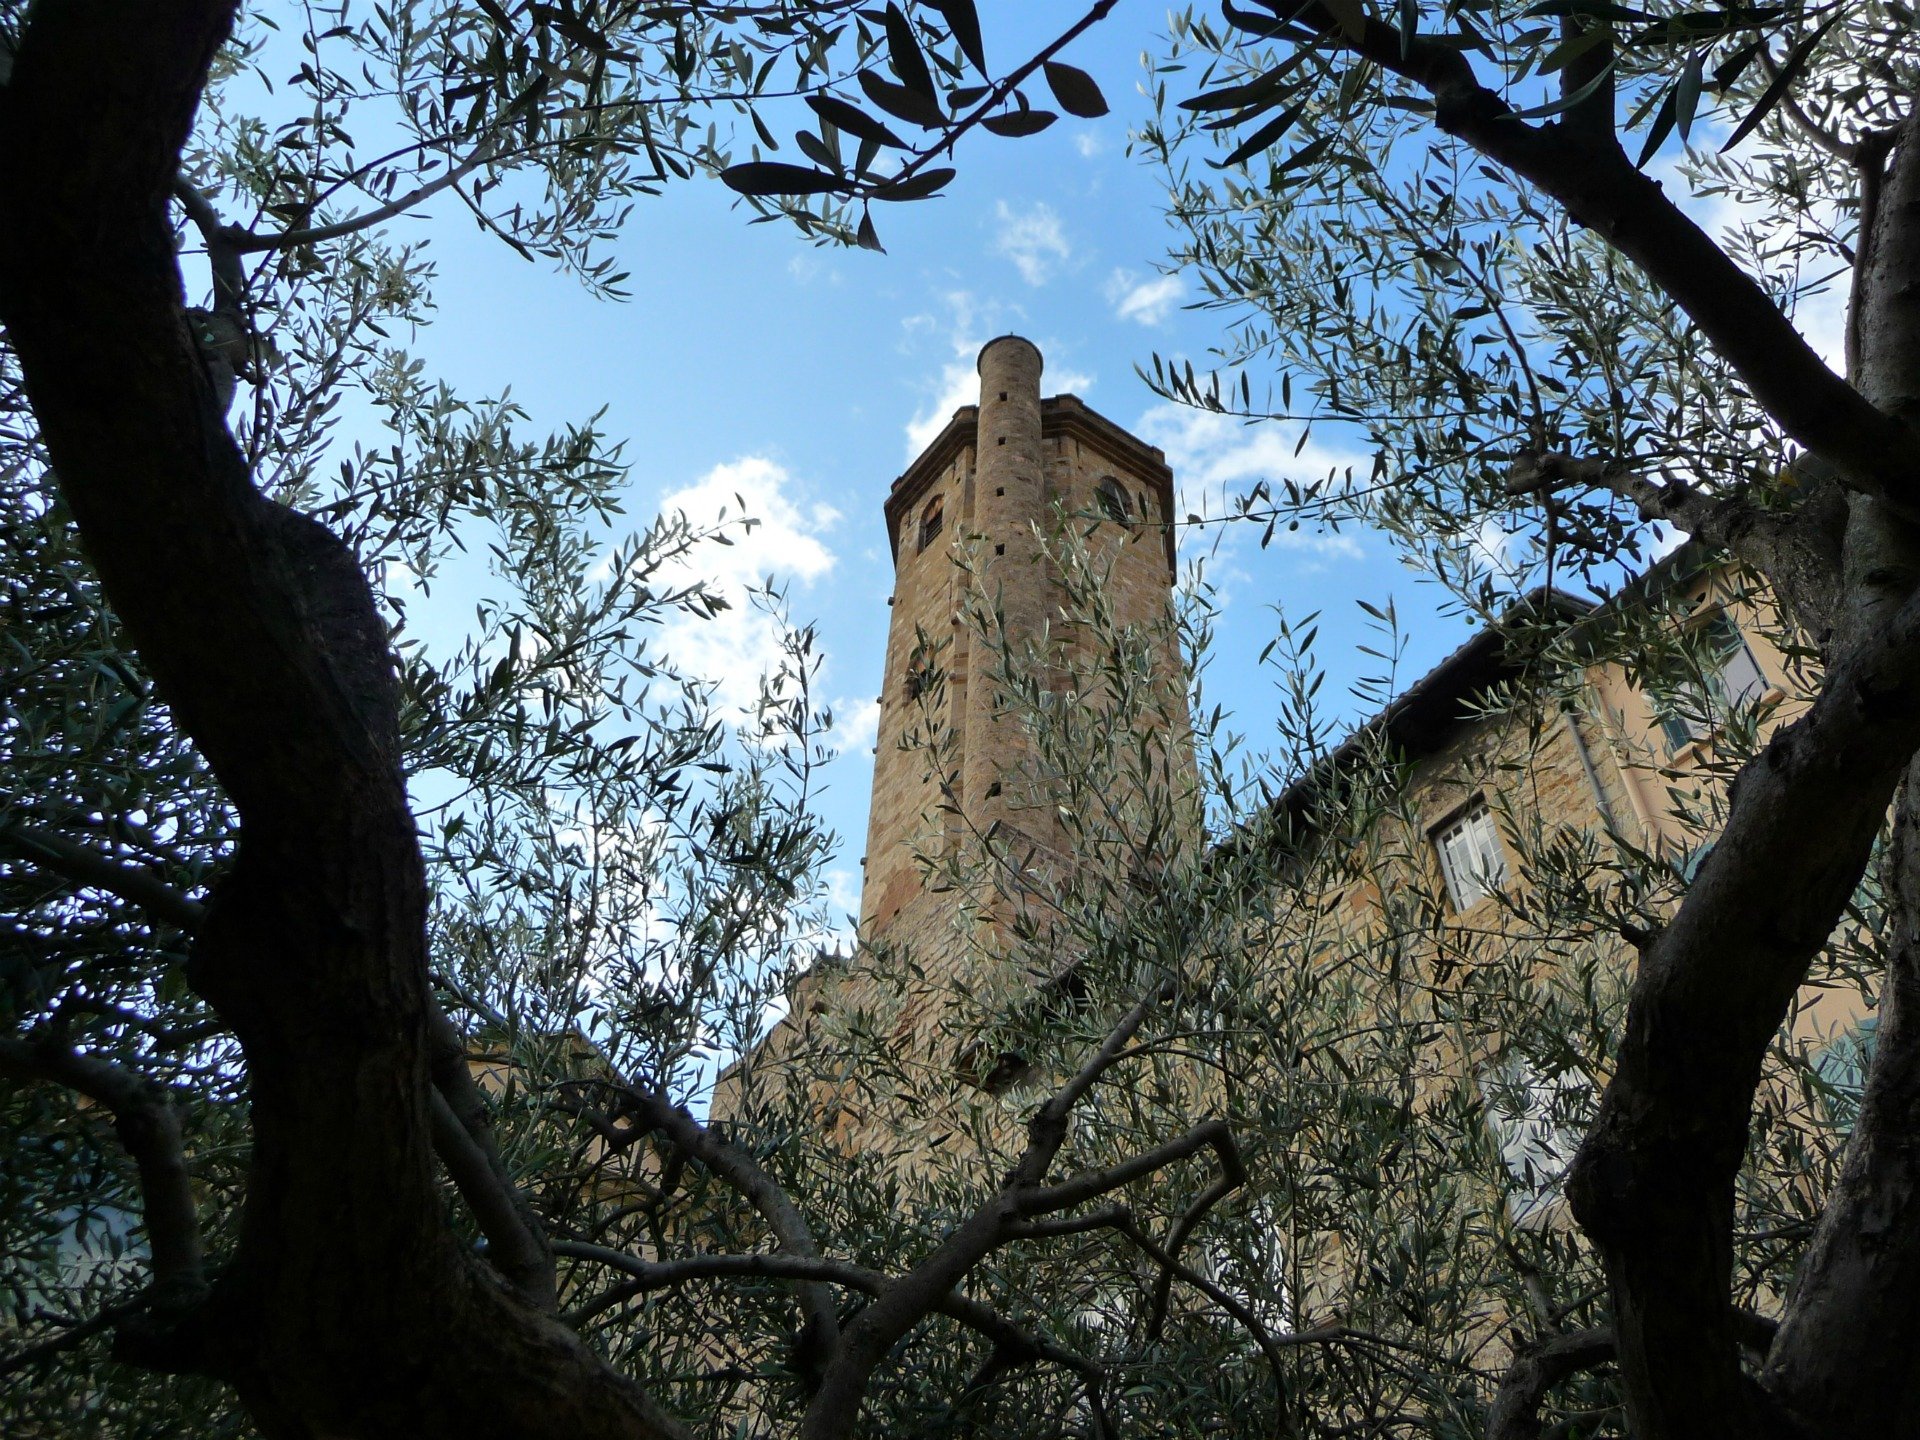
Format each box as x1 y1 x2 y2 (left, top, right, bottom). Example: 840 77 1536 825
1255 586 1598 848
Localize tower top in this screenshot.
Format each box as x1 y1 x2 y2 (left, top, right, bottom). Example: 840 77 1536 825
858 326 1188 977
885 339 1175 570
976 333 1043 374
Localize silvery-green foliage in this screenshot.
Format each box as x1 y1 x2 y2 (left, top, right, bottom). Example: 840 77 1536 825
764 514 1871 1437
1136 2 1912 617
0 0 891 1420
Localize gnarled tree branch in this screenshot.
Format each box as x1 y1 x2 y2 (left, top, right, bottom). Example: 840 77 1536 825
0 1034 206 1304
1487 1327 1614 1440
573 1080 841 1379
1013 1117 1242 1217
1564 571 1920 1437
0 1301 140 1379
0 818 555 1311
425 1006 556 1310
799 978 1236 1440
1252 2 1920 518
1762 755 1920 1437
550 1238 1102 1392
0 821 207 931
1507 452 1843 648
0 6 684 1433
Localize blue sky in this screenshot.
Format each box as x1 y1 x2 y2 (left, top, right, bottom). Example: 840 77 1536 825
201 0 1863 960
362 6 1507 923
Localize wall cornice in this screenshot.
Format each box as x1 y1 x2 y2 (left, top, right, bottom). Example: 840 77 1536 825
882 395 1177 570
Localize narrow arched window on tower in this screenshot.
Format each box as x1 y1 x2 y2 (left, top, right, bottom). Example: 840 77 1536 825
917 495 944 552
1096 476 1132 523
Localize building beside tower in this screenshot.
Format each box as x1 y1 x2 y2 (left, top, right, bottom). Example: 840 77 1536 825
860 336 1182 965
674 334 1891 1437
721 332 1874 1241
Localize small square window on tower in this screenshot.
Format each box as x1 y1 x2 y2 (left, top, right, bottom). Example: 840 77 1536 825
1433 800 1507 911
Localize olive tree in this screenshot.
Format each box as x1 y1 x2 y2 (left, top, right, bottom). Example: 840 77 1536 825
0 2 1240 1437
1132 2 1920 1436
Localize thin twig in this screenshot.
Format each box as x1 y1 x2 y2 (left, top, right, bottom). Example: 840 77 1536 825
875 0 1120 197
224 142 499 254
0 822 206 930
0 1035 205 1300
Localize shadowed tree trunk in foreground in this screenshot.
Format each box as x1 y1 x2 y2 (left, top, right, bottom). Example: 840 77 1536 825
0 4 684 1435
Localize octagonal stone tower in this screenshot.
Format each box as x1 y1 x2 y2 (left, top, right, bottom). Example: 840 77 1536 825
859 337 1181 963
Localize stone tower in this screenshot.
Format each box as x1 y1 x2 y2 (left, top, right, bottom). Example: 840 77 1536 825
714 337 1183 1135
860 336 1180 969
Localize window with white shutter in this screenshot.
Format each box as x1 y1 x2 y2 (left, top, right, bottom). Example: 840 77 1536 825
1481 1058 1589 1228
1653 612 1769 752
1433 801 1507 911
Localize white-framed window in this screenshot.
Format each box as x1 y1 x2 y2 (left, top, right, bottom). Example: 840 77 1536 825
1095 475 1132 523
1072 1280 1133 1339
1481 1058 1589 1228
1432 800 1508 911
1654 612 1767 752
1198 1202 1297 1333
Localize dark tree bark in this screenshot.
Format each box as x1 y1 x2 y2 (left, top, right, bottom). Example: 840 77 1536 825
1762 758 1920 1440
1218 10 1920 1434
0 9 1251 1436
1758 119 1920 1440
0 4 682 1436
1561 573 1920 1440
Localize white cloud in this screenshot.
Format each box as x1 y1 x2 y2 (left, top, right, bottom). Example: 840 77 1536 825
1648 519 1688 561
1073 131 1103 159
901 293 1097 458
651 455 839 717
1135 403 1369 521
993 200 1071 286
1132 403 1371 581
787 251 842 287
1105 268 1185 327
833 695 881 755
906 356 979 456
1648 147 1848 371
1471 515 1524 576
824 866 861 919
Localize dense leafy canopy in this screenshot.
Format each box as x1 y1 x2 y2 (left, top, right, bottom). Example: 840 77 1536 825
4 0 1920 1438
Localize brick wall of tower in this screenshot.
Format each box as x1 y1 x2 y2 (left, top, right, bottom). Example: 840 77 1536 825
715 338 1187 1152
861 338 1180 980
858 415 974 945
